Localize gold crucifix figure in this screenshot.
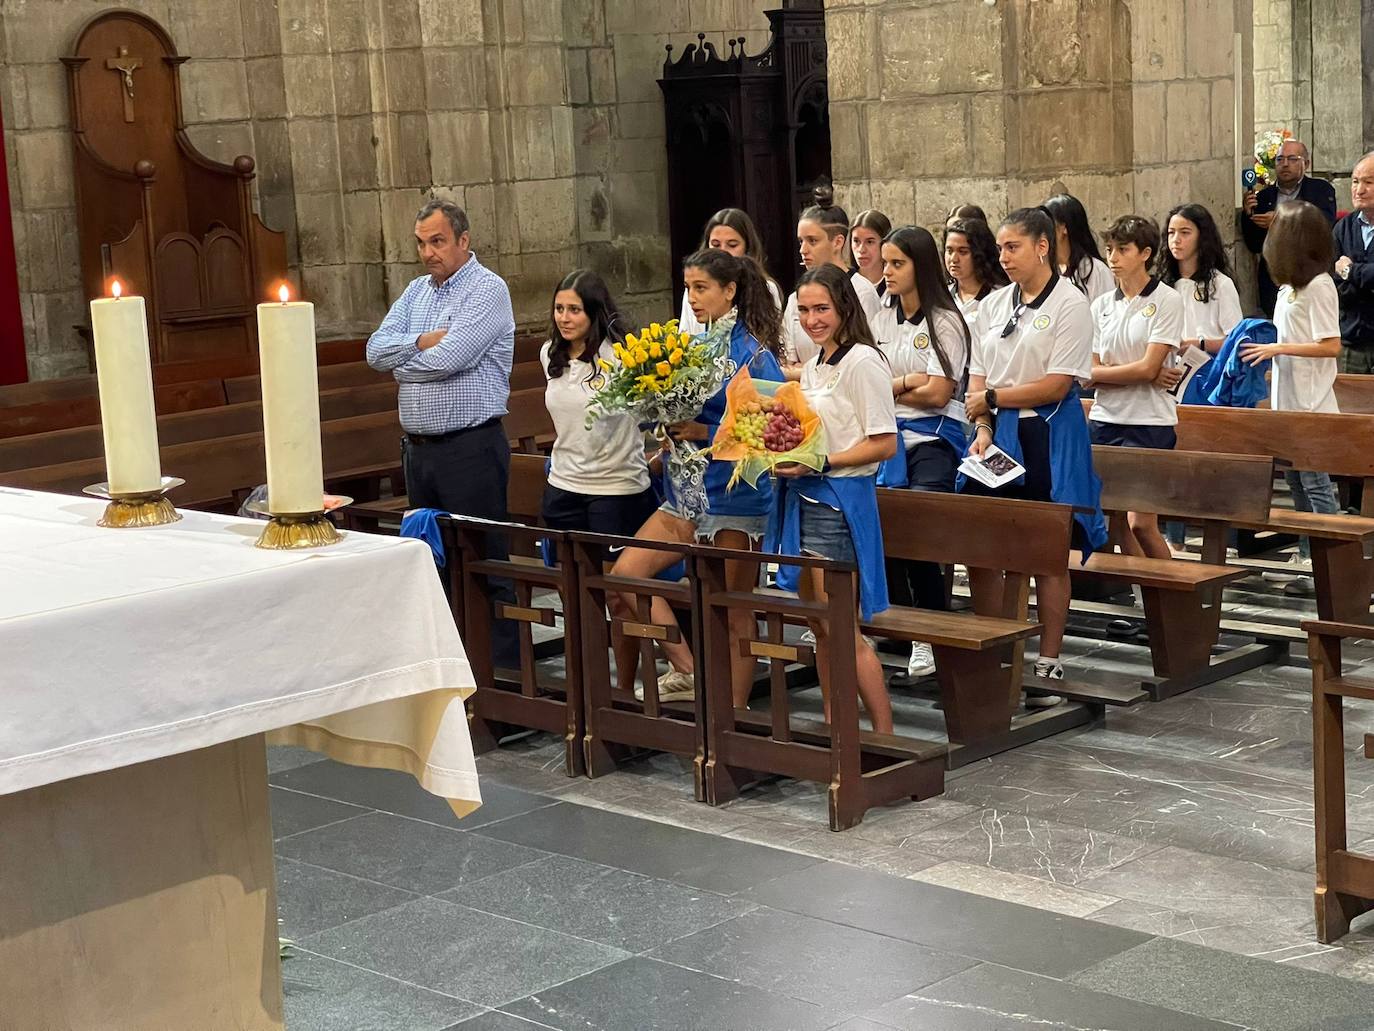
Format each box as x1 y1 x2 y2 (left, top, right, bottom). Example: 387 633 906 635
105 45 143 123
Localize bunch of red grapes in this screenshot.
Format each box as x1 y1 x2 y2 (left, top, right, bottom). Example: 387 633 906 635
735 399 804 453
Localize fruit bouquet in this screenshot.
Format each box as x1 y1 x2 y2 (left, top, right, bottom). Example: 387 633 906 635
585 312 737 517
1254 128 1293 186
711 365 825 489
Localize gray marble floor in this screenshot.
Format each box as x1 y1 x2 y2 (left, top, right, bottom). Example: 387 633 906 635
268 558 1374 1028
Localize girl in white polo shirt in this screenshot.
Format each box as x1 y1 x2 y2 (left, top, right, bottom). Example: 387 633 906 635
945 217 1009 331
782 186 883 366
1158 203 1243 356
1088 215 1184 561
850 208 892 298
676 208 783 335
540 270 658 541
871 225 971 684
1045 194 1114 303
962 207 1107 699
1241 200 1343 586
771 264 897 734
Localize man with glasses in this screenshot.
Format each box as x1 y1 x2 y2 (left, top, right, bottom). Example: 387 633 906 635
1333 151 1374 374
1242 138 1337 316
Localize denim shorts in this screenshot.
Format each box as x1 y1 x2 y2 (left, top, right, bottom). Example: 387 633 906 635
799 498 857 565
658 501 768 543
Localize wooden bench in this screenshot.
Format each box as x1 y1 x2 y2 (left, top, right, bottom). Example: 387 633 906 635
1334 374 1374 415
1172 405 1374 625
0 381 398 473
1306 618 1374 942
1075 446 1279 699
223 360 391 403
0 338 365 408
0 378 229 439
1 410 403 512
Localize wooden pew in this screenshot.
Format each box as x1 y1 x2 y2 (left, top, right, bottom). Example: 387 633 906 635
0 381 398 473
0 338 365 408
1172 405 1374 625
1334 374 1374 414
223 360 390 403
1305 618 1374 942
0 410 402 511
1076 446 1280 699
0 379 228 439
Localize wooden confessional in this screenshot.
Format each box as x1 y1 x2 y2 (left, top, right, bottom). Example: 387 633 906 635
63 10 287 365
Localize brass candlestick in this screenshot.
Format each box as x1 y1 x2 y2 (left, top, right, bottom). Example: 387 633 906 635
83 476 184 528
247 496 351 550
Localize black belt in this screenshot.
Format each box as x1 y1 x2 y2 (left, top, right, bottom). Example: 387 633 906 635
405 416 503 445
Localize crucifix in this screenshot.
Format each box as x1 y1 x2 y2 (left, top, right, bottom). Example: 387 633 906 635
104 45 143 123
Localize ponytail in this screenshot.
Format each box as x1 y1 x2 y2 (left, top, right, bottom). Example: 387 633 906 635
1002 207 1058 271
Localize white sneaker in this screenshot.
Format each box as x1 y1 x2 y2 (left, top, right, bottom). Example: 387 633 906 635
907 642 936 678
1263 553 1310 583
634 669 695 702
1024 658 1064 708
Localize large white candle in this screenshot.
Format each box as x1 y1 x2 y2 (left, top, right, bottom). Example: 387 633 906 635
256 287 324 514
89 286 162 494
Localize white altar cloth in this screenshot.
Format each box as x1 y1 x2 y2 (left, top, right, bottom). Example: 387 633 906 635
0 487 478 806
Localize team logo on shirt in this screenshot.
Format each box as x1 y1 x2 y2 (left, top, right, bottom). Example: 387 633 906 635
914 333 930 350
1140 303 1157 318
1032 314 1051 330
589 372 607 390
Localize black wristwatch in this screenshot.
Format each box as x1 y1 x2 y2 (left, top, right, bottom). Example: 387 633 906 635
985 388 998 411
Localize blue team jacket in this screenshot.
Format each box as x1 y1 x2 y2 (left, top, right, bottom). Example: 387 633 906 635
1181 317 1276 408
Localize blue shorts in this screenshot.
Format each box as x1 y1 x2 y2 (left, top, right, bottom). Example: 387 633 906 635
657 501 768 543
799 499 857 565
1089 421 1177 449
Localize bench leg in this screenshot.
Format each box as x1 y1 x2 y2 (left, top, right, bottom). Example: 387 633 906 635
933 646 1015 752
1311 540 1374 624
1139 588 1217 679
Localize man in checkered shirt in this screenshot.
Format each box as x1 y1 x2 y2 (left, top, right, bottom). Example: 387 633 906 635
368 199 515 520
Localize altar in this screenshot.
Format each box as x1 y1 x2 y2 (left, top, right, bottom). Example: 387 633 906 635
0 487 479 1030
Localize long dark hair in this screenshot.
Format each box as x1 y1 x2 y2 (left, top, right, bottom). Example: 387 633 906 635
799 183 850 253
698 207 770 274
883 226 971 379
545 269 625 380
794 264 880 352
1043 193 1103 294
947 203 988 224
1157 203 1233 301
1002 207 1059 271
682 249 783 358
944 217 1009 291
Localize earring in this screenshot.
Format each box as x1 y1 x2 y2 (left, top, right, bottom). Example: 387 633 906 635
1039 253 1046 265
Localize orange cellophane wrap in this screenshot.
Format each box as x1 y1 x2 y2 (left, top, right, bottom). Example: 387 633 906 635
710 365 827 489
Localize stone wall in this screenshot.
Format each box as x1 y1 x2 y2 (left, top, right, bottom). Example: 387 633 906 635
1 0 770 380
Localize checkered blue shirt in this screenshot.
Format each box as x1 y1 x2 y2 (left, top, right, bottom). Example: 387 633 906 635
366 255 514 434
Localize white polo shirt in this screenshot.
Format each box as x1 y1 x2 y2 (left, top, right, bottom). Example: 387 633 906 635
1063 256 1115 304
1272 272 1341 413
952 282 994 331
1088 278 1183 426
678 279 783 337
799 343 896 477
1170 271 1243 345
541 340 651 495
785 271 883 364
970 275 1093 416
870 297 968 444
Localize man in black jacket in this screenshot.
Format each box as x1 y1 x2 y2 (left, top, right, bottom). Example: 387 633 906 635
1242 138 1338 315
1333 151 1374 374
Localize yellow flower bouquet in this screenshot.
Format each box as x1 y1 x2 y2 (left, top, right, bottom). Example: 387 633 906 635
1254 128 1293 187
586 312 738 516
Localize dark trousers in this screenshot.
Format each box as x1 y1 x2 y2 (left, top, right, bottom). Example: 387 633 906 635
402 423 519 667
885 439 956 612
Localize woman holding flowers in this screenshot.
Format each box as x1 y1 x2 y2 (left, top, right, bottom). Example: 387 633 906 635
870 225 971 685
539 270 659 541
771 264 898 734
609 249 785 706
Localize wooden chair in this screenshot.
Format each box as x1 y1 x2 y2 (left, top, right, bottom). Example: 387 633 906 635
1305 618 1374 942
1076 446 1280 699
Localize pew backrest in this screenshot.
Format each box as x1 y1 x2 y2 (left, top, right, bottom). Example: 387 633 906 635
1334 374 1374 415
224 360 390 403
0 379 228 439
876 489 1072 576
1091 446 1274 523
